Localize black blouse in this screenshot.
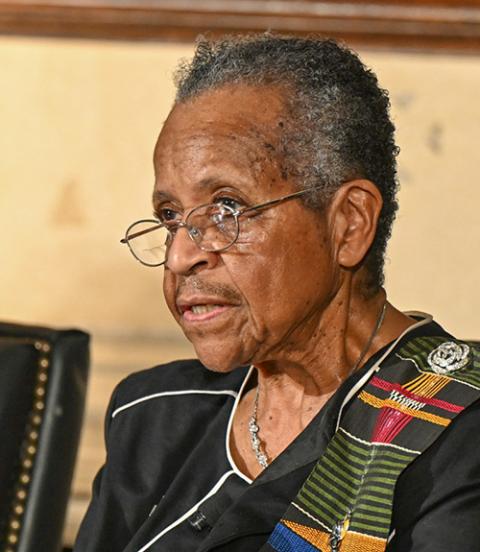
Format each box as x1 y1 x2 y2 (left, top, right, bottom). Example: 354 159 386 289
74 321 480 552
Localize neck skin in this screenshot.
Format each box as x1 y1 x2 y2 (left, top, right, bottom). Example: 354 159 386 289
231 279 415 479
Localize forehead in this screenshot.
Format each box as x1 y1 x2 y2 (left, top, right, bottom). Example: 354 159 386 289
158 84 287 145
153 85 289 198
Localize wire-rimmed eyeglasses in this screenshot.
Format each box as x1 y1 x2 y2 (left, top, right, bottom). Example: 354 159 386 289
120 188 312 267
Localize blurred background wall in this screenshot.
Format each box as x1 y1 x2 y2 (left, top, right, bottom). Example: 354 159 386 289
1 16 479 546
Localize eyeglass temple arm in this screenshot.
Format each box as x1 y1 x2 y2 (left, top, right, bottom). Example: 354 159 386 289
120 222 163 243
239 189 310 216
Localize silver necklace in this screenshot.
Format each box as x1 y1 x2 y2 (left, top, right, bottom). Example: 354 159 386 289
248 301 388 470
248 388 269 468
346 300 387 379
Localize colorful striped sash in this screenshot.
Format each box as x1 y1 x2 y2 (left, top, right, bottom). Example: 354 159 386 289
264 336 480 552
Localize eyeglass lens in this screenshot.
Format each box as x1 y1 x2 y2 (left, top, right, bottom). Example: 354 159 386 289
187 204 238 248
126 221 169 266
126 204 239 265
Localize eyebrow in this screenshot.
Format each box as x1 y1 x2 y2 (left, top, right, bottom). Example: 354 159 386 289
152 189 172 204
152 177 238 205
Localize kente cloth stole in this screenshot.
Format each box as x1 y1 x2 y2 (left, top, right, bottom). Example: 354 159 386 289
265 336 480 552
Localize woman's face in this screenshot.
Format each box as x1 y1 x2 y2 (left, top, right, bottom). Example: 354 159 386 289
154 84 339 372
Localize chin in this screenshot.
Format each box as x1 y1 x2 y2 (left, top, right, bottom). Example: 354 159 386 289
195 353 242 374
192 341 247 373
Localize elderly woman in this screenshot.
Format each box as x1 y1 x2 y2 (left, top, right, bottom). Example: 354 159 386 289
74 35 480 552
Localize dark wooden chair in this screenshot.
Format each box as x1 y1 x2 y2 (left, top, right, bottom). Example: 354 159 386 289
0 322 89 552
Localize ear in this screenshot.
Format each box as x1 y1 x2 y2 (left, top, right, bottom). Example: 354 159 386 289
328 179 383 269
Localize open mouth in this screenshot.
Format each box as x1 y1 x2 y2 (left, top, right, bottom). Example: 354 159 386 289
179 303 231 322
190 304 224 315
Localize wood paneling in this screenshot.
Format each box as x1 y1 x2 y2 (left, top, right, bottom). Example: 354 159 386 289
1 1 480 52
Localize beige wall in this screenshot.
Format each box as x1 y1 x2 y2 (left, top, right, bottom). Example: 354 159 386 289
1 35 479 544
0 38 191 340
371 51 480 339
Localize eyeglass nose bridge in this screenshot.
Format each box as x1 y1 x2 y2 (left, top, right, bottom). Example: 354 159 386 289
166 218 204 251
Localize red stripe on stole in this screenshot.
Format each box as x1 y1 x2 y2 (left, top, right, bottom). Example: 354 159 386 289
369 376 464 413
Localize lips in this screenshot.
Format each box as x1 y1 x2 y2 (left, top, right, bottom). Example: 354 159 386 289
176 296 235 323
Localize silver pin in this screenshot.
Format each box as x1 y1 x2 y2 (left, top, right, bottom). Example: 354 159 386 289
427 341 470 375
329 514 350 552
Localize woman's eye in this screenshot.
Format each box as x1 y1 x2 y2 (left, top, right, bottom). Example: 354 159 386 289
214 197 243 212
157 208 181 223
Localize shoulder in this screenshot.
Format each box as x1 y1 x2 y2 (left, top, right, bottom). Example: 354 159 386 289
107 359 249 420
388 331 480 551
395 325 478 376
382 317 480 401
390 397 480 551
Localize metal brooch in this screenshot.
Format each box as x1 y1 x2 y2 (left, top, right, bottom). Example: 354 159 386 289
427 341 470 375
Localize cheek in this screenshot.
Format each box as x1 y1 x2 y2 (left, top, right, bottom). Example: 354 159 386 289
163 272 179 320
226 237 306 326
233 226 334 327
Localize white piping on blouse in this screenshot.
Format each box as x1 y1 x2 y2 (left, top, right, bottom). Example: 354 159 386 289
135 470 236 552
225 366 255 484
111 389 238 419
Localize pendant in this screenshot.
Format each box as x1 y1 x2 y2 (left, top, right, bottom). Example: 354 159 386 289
329 514 350 552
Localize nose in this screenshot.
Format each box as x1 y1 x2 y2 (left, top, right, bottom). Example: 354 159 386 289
165 227 218 275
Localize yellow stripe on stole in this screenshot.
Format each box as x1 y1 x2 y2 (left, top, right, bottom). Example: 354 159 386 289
359 391 450 427
283 520 387 552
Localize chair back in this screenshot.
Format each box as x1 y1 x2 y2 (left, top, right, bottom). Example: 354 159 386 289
0 322 89 552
